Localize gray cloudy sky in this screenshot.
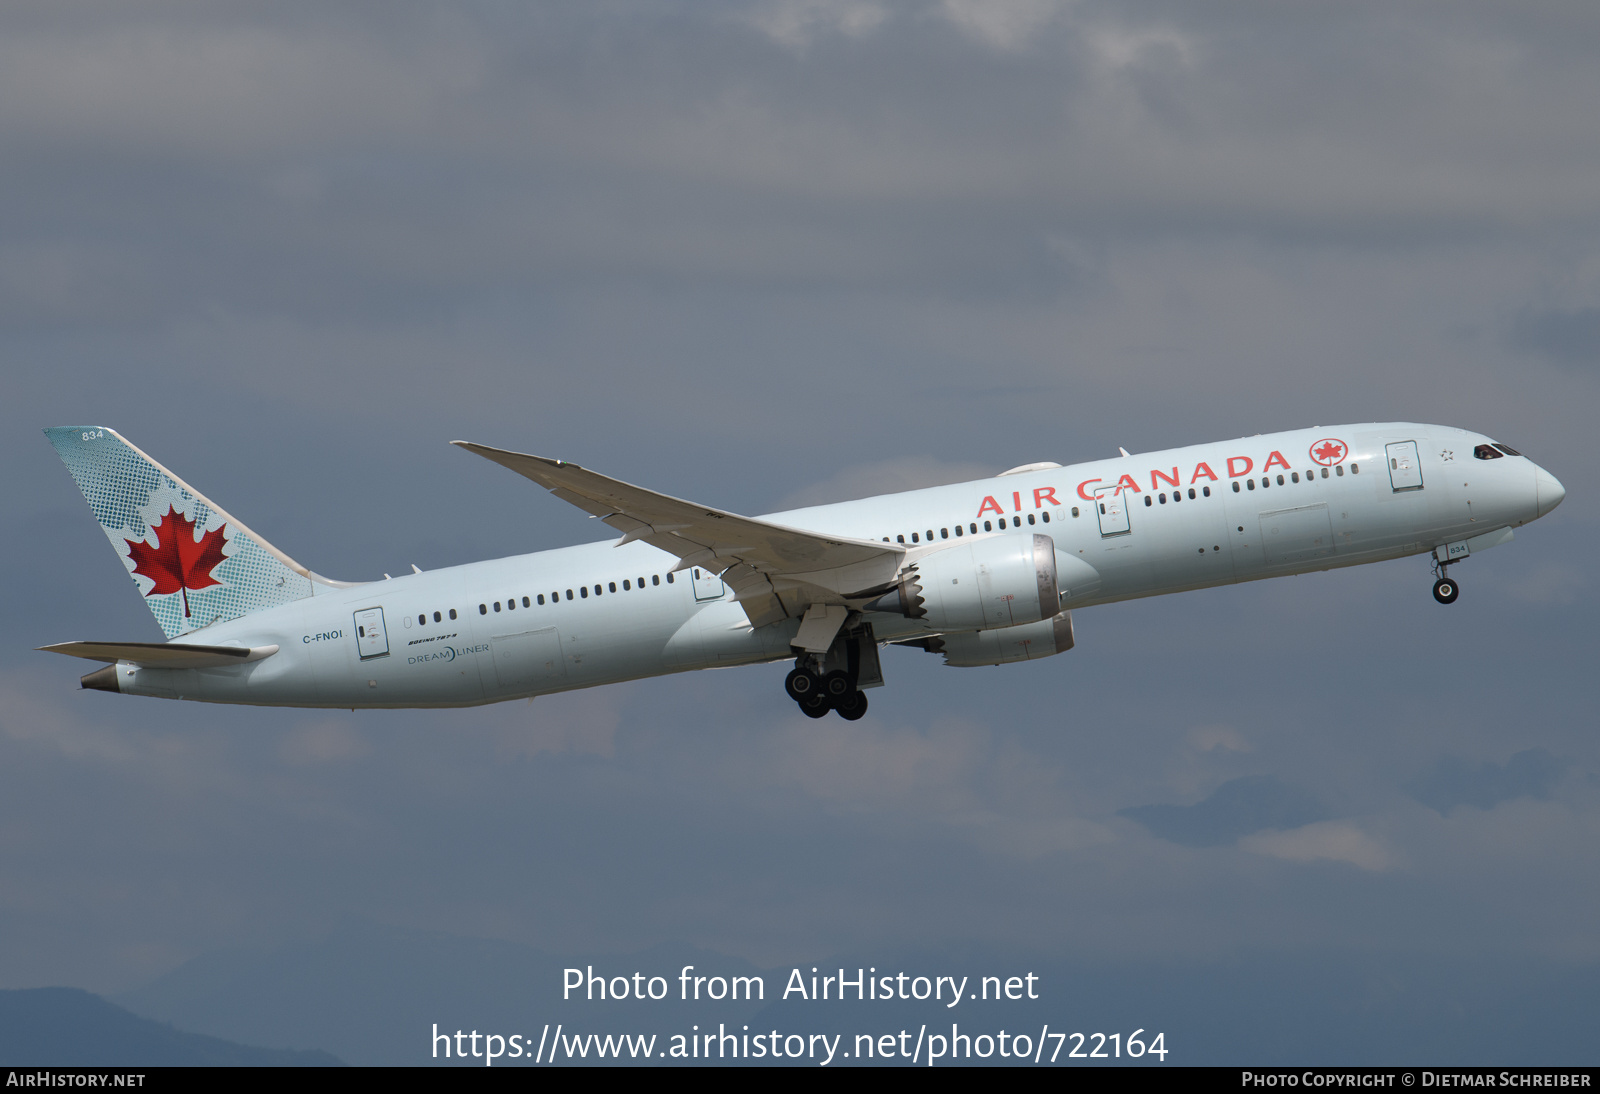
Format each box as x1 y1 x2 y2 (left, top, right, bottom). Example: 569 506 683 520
3 0 1598 1063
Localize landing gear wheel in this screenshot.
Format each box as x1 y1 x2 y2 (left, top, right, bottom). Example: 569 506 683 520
822 670 853 699
1433 577 1459 604
799 693 832 719
834 691 868 721
785 668 821 701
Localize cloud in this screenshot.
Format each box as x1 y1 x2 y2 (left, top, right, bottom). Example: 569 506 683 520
1406 749 1568 815
278 720 369 766
1240 822 1395 873
743 0 890 49
1503 563 1589 607
938 0 1068 51
1510 307 1600 368
1119 775 1328 848
776 456 995 509
1187 724 1251 754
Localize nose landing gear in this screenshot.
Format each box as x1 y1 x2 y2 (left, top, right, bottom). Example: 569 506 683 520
1430 558 1460 604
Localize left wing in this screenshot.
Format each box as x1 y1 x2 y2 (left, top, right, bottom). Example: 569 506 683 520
452 441 905 628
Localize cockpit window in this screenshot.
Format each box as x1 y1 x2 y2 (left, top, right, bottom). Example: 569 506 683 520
1473 444 1503 460
1492 443 1522 457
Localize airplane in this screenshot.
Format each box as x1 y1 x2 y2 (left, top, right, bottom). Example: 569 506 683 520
39 423 1564 719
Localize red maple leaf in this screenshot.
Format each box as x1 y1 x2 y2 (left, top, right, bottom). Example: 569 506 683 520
124 506 228 618
1314 440 1345 463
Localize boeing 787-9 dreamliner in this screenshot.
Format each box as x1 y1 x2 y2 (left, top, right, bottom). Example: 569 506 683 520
40 424 1564 720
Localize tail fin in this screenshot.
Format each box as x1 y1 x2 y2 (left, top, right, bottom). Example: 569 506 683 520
45 426 343 639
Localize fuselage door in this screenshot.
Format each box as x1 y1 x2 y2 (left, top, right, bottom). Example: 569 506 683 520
1386 441 1424 492
1095 486 1131 537
353 607 389 660
691 566 726 601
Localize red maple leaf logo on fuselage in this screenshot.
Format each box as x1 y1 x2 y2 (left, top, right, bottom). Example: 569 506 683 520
125 506 228 618
1311 439 1347 465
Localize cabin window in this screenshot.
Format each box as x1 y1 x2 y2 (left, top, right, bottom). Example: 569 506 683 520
580 587 588 598
926 530 934 541
1291 472 1299 483
1321 467 1329 478
566 589 574 600
1233 482 1241 493
1187 488 1196 499
1277 474 1285 486
955 525 964 536
1071 507 1080 517
623 580 631 591
594 585 602 596
1158 493 1167 505
416 614 424 626
506 598 514 610
1351 463 1359 473
941 528 949 539
1493 443 1521 456
1203 487 1211 496
970 523 979 533
1010 516 1019 527
1336 465 1344 476
494 602 503 612
1144 496 1153 507
652 575 660 586
666 573 674 583
984 521 993 532
1041 511 1050 522
1027 513 1036 524
609 582 617 593
433 611 442 623
638 577 645 587
1171 490 1180 503
537 594 545 605
448 609 457 620
479 604 487 615
911 533 919 543
897 535 905 544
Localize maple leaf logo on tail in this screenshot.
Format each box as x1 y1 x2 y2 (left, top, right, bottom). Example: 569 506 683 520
125 506 228 618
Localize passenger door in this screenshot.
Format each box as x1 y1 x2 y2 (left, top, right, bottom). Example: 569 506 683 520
353 607 389 660
1386 441 1424 492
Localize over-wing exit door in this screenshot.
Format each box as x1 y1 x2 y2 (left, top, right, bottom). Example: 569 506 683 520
1095 486 1131 537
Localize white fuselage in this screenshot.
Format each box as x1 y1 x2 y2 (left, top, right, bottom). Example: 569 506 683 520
108 423 1561 707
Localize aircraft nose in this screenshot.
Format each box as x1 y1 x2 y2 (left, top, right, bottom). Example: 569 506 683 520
1535 465 1565 517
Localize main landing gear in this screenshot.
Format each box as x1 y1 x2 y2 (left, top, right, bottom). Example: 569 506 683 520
785 665 869 721
1430 558 1460 604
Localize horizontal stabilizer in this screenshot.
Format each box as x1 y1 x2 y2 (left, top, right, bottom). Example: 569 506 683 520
38 641 279 669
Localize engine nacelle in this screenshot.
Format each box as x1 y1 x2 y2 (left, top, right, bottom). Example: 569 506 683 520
927 611 1075 667
867 533 1059 631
